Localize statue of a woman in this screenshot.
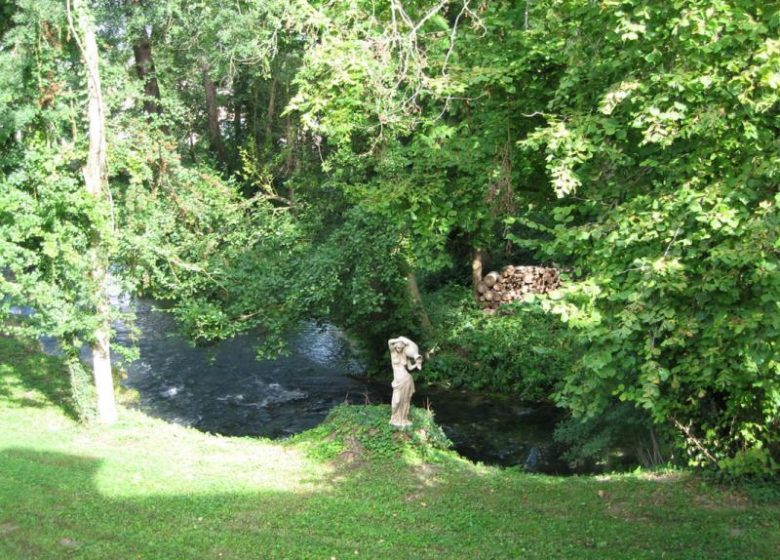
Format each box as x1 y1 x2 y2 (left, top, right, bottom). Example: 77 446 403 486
388 336 422 428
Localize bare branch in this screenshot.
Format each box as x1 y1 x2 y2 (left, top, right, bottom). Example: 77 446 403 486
671 417 718 465
410 0 449 36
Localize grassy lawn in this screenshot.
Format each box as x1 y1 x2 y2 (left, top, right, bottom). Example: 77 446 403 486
1 336 778 559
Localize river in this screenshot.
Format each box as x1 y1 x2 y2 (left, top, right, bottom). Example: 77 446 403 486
106 299 572 473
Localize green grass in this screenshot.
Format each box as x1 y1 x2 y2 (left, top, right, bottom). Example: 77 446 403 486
1 336 779 559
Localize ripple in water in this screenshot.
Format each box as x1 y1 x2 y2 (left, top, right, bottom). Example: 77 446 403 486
120 300 381 438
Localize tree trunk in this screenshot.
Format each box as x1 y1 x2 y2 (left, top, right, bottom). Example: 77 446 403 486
203 65 225 163
72 0 118 425
233 97 242 145
265 76 277 150
471 248 483 301
252 81 260 158
284 116 295 173
524 0 531 30
283 117 299 217
406 270 432 334
132 31 162 115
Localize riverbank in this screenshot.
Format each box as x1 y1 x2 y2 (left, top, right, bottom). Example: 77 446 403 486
1 337 778 559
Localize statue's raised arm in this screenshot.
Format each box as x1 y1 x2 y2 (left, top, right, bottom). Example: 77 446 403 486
388 336 422 371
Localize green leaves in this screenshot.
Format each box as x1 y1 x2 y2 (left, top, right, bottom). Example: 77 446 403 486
422 286 577 399
524 0 780 471
2 0 777 471
522 121 594 198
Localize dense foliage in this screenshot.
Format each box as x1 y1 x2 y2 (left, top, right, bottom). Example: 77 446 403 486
1 0 777 474
423 285 576 400
522 1 780 474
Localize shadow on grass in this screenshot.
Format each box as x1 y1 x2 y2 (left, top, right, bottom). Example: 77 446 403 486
0 447 403 559
1 446 779 560
0 336 78 420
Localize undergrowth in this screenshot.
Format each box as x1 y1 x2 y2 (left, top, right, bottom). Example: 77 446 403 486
422 285 577 398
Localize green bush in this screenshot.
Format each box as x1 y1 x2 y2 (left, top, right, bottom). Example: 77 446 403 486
707 448 780 503
554 402 671 472
516 1 780 473
717 447 779 480
422 284 577 400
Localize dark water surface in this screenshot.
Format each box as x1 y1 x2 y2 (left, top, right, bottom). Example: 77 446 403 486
118 300 571 473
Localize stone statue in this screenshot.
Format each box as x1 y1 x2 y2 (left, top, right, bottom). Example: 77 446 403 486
388 336 422 428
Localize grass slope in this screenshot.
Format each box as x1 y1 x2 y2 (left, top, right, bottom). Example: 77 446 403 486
1 336 778 559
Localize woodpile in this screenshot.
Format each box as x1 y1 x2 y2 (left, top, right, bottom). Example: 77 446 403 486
477 265 562 309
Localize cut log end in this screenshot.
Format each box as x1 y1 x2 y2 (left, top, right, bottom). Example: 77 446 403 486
479 264 562 309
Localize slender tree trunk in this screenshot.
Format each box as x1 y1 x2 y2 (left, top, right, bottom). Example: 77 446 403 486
188 123 197 163
233 98 242 145
265 76 277 150
291 138 300 218
252 82 261 158
524 0 531 30
283 116 294 173
283 117 299 216
72 0 118 424
202 65 225 163
471 248 483 301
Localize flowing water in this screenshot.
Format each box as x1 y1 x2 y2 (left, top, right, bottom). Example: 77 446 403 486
44 298 572 473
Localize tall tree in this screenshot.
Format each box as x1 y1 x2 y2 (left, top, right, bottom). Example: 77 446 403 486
513 0 780 470
202 64 225 163
69 0 117 424
1 0 121 421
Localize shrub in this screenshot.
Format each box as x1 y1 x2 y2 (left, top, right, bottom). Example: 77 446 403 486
422 284 577 400
554 402 671 472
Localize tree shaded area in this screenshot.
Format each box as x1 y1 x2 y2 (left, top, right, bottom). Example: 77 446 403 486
0 1 778 475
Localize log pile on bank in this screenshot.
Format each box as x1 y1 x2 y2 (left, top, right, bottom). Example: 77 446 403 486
477 265 562 309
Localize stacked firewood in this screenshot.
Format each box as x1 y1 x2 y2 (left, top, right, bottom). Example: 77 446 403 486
477 265 562 309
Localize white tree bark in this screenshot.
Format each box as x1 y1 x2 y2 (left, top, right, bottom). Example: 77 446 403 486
71 0 118 424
